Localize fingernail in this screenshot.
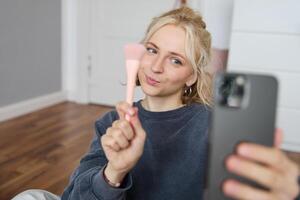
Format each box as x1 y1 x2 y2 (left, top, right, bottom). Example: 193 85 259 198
238 144 250 156
224 180 237 195
227 156 239 170
127 108 135 116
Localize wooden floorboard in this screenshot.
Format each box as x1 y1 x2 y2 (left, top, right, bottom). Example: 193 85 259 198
0 102 113 199
0 102 299 199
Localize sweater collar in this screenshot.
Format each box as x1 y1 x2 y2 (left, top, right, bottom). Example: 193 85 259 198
134 100 198 120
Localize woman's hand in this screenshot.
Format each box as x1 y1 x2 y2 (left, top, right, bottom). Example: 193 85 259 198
101 101 146 184
223 129 300 200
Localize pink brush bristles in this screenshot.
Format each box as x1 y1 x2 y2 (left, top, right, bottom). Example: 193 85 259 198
124 43 146 121
124 44 146 61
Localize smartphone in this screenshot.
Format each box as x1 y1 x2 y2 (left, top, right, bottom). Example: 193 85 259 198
205 72 278 200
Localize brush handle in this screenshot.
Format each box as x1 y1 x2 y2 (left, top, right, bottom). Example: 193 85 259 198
126 60 139 105
125 60 140 122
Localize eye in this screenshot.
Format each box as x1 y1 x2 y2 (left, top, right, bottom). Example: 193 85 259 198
171 58 183 66
146 47 157 54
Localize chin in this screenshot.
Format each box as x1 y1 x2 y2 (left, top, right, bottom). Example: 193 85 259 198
140 84 161 97
140 80 167 96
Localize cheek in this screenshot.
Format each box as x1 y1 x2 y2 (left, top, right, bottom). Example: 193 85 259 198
137 68 144 82
140 55 154 69
167 68 193 84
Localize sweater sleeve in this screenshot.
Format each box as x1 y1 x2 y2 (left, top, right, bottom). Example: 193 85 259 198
61 111 132 200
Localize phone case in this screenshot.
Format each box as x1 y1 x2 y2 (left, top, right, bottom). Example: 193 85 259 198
206 72 278 200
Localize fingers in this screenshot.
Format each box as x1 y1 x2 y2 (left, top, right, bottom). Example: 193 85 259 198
102 118 135 152
236 143 295 173
110 128 129 148
112 120 134 140
227 143 300 199
274 128 283 148
102 128 129 152
226 155 284 191
223 179 280 200
116 101 135 120
101 133 121 152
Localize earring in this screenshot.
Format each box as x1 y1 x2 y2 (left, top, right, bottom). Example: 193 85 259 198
184 86 192 96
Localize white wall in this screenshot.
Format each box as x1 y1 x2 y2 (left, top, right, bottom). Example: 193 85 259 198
199 0 234 50
62 0 78 101
228 0 300 152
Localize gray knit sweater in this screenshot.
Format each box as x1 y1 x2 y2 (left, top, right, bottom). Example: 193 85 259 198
61 100 210 200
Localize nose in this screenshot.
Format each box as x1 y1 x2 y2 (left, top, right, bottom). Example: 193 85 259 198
151 55 164 73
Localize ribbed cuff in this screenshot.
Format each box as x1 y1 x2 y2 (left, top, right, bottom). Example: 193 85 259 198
92 165 132 199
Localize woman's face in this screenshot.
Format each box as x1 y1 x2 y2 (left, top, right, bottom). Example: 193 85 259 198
138 24 196 99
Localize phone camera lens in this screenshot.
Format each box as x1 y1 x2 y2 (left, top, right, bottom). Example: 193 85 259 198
217 75 246 108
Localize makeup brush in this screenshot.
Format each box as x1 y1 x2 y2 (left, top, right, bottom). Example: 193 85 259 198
124 43 146 121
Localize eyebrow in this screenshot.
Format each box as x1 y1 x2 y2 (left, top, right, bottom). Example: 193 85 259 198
146 42 186 60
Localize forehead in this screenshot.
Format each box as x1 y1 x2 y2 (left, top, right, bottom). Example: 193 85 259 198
148 25 186 55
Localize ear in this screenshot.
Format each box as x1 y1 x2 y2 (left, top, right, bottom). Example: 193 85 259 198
186 72 197 87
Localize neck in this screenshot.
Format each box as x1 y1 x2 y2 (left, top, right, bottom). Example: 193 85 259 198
141 93 184 112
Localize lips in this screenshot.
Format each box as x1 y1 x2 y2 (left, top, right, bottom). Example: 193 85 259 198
145 75 160 86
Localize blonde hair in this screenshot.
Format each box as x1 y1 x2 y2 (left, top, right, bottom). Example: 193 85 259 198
141 7 213 106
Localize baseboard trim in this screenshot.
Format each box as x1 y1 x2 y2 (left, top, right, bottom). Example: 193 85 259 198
0 91 68 122
66 91 78 102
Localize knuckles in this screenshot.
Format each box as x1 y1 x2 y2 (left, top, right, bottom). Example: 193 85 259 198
272 149 285 166
118 120 129 129
114 128 123 139
116 101 130 112
113 119 129 129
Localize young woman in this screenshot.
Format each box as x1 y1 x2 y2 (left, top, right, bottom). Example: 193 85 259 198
13 6 299 200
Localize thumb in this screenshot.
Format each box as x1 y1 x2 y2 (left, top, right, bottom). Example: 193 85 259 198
274 128 284 148
130 107 146 139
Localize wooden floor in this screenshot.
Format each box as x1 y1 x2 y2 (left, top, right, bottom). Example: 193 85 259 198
0 102 299 199
0 102 113 199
